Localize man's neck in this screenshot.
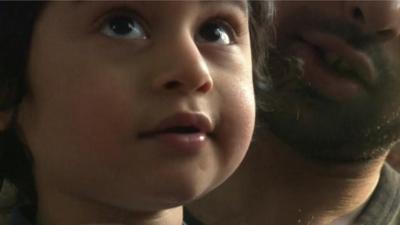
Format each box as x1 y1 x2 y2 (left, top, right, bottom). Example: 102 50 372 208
187 130 385 225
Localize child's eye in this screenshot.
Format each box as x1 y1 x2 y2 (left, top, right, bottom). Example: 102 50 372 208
100 15 147 40
196 21 235 45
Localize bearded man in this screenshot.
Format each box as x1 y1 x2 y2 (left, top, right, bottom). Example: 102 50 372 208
187 1 400 225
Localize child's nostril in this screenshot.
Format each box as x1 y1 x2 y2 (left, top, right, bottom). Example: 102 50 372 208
164 81 180 90
352 7 365 24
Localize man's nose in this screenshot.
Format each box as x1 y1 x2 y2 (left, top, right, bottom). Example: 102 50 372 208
152 35 213 95
344 1 400 40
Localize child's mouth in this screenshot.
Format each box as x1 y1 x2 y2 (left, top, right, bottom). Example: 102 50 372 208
161 126 201 134
138 112 213 153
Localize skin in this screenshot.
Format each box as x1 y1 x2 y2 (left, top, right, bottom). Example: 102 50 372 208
4 2 255 225
388 146 400 171
265 1 400 162
188 1 400 225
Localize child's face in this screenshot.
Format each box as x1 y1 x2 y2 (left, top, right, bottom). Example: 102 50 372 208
18 1 254 212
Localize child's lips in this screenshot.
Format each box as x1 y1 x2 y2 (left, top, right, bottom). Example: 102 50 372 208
138 112 213 153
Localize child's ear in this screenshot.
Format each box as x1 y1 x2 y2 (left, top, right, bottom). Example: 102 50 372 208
0 112 12 131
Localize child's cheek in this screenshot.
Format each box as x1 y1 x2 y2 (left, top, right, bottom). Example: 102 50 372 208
210 55 255 186
64 79 138 163
221 81 255 167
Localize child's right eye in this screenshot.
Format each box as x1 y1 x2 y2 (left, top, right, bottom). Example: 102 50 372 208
196 21 234 45
100 14 147 40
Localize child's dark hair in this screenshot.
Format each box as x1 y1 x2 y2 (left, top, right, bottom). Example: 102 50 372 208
0 1 273 207
0 2 46 208
249 1 275 89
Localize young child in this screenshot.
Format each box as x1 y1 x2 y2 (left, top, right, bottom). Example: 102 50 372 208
0 1 269 225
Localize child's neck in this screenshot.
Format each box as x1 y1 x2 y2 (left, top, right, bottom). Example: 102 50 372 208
35 188 183 225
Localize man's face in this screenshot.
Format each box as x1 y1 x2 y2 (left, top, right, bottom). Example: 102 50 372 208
262 1 400 161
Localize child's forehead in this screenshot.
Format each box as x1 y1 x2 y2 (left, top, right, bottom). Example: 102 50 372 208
69 0 248 13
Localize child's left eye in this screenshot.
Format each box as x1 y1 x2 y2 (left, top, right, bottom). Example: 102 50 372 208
195 21 235 45
100 15 147 39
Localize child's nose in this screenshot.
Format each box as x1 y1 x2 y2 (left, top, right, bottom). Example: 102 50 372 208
152 34 214 95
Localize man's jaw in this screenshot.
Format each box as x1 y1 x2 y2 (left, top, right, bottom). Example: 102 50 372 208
259 8 400 162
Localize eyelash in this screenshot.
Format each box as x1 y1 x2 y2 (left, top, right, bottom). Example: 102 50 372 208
93 6 247 43
202 12 247 43
94 7 149 37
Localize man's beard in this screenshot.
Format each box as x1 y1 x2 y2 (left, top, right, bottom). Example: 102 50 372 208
258 17 400 163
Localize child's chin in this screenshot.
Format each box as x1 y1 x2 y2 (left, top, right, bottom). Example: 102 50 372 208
154 179 214 208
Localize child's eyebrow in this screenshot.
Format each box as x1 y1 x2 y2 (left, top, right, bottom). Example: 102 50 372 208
71 1 248 15
202 0 248 15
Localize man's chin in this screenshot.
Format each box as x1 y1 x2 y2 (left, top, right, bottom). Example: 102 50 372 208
279 135 391 164
263 109 400 163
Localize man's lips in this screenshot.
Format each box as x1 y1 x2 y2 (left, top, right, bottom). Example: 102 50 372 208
301 31 376 86
292 30 377 101
138 112 213 153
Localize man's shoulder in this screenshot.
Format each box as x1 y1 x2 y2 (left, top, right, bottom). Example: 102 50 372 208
354 163 400 225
